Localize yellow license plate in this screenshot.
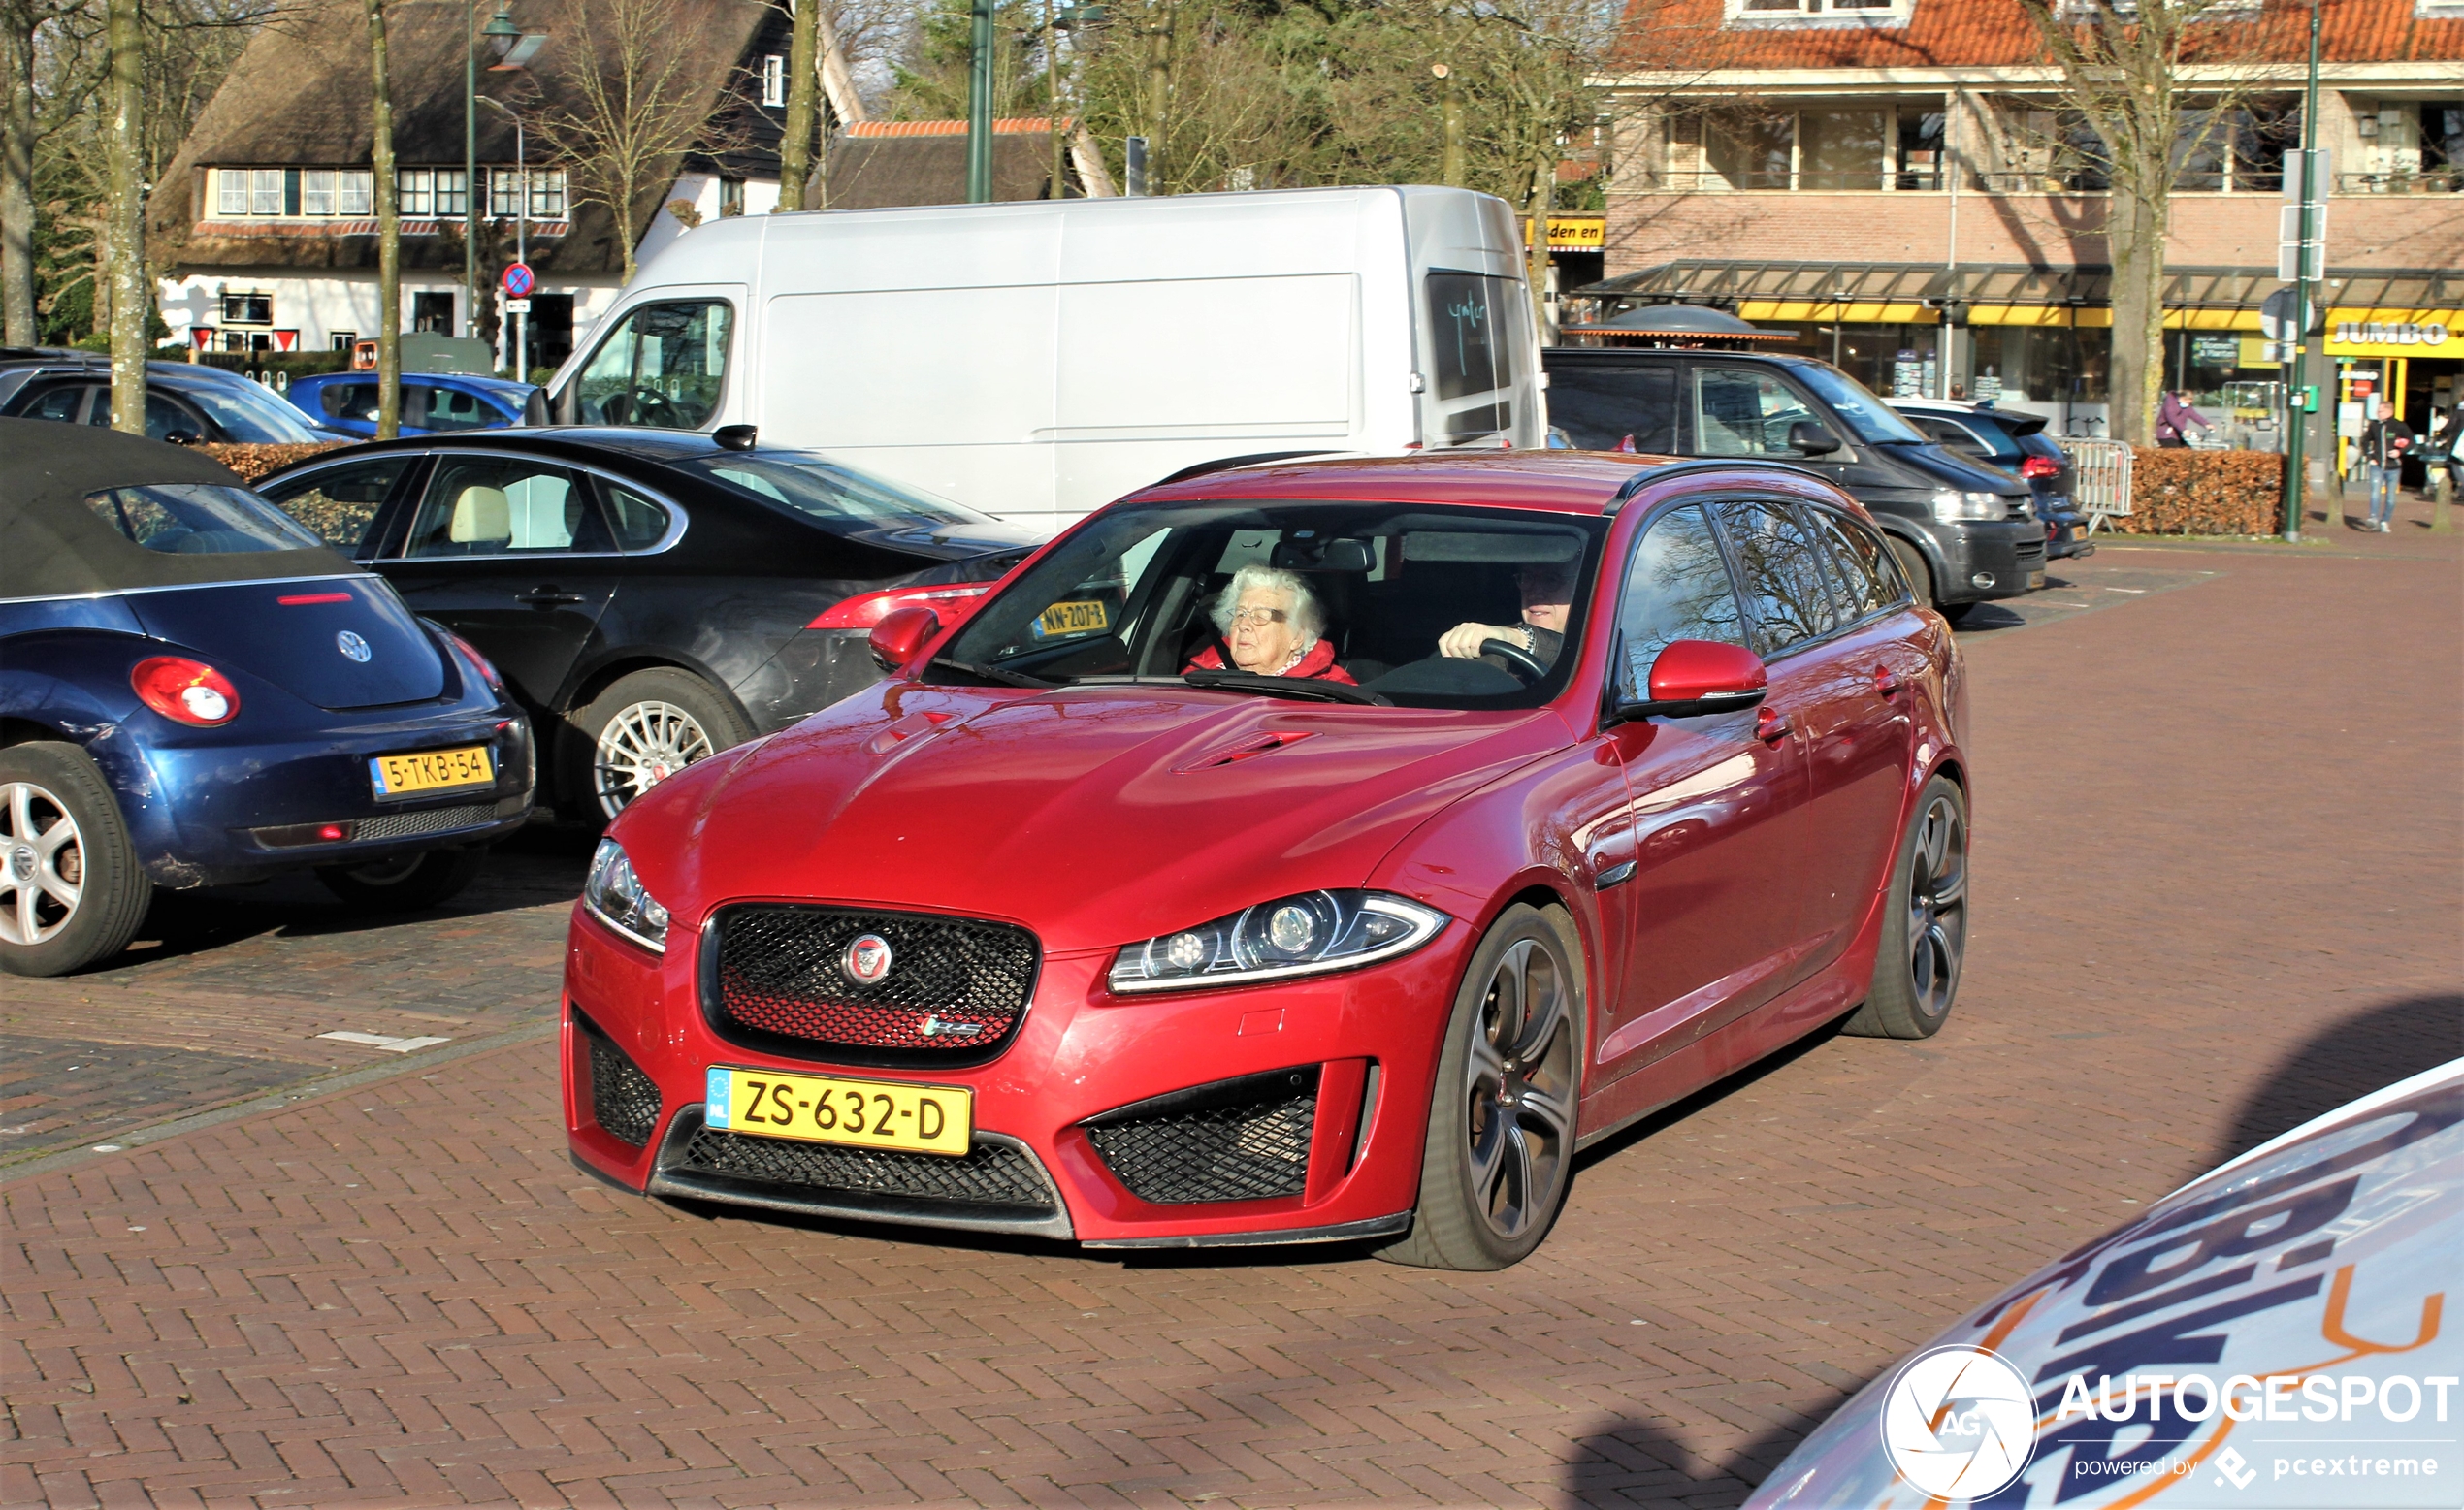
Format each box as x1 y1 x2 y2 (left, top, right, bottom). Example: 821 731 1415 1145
704 1066 972 1156
1032 599 1110 638
369 744 495 797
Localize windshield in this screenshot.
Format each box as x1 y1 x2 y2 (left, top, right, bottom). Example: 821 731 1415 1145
933 500 1606 711
86 483 326 554
1794 365 1929 445
679 453 995 538
178 379 323 443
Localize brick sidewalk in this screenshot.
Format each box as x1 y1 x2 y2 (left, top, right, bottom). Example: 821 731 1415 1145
3 542 2457 1509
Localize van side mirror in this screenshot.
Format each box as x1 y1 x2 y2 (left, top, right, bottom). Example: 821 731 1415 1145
868 605 942 672
1788 420 1842 457
1611 639 1768 723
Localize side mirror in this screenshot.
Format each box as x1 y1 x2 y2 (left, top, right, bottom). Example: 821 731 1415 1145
868 605 942 672
1613 639 1768 722
1788 420 1842 457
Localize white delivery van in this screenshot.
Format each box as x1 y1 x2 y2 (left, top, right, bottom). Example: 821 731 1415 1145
542 186 1545 526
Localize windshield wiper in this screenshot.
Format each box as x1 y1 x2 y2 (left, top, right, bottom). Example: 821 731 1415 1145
927 656 1054 690
1181 671 1390 706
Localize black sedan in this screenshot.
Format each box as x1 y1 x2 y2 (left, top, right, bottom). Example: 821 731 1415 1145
1890 399 2093 562
255 429 1044 821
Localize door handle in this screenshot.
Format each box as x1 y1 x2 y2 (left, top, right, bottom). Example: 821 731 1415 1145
1872 664 1902 697
1756 707 1792 744
517 587 585 605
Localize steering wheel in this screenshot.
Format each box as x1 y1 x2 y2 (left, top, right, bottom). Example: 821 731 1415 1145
1478 637 1549 685
628 386 684 426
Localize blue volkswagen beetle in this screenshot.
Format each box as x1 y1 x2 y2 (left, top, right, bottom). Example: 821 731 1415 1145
286 370 538 438
0 418 536 976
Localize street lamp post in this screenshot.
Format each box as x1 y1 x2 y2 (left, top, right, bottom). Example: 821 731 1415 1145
2281 0 2323 541
478 93 525 380
469 2 521 354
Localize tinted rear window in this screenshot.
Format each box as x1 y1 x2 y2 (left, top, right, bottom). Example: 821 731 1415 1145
1546 364 1677 453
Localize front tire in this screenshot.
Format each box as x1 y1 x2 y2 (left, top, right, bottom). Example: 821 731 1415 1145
317 845 487 914
1841 775 1969 1039
1379 903 1583 1270
568 668 751 822
0 742 152 978
1887 536 1939 612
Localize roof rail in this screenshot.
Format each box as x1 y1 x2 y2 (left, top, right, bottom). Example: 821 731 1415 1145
1604 457 1837 515
1148 449 1342 489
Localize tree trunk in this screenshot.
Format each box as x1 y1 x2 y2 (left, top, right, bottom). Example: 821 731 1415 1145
2 9 36 346
619 172 637 281
367 0 401 438
2105 176 2166 447
778 0 819 210
1524 155 1554 349
104 0 145 432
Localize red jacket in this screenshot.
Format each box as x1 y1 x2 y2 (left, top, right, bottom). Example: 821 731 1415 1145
1183 638 1358 685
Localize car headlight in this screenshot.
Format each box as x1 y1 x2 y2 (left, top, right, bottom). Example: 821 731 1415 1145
1108 889 1447 994
583 838 670 952
1930 489 2009 522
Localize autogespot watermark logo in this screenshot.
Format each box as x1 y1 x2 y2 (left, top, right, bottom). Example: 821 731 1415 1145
1880 1345 2037 1500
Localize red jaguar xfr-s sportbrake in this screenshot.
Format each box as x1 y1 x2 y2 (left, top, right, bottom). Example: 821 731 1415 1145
561 452 1972 1269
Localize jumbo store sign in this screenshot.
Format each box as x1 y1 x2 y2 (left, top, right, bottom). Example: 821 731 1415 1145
2324 309 2463 357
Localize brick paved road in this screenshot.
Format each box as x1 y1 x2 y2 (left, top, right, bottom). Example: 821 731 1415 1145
3 524 2457 1509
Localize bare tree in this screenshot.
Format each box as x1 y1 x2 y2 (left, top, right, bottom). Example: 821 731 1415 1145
528 0 746 281
2010 0 2268 446
103 0 142 428
363 0 399 436
0 0 64 344
777 0 819 209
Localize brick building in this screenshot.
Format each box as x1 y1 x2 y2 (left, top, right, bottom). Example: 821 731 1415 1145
1592 0 2464 444
149 0 792 376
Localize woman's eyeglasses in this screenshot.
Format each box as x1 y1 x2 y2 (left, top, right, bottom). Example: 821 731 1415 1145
1226 606 1289 629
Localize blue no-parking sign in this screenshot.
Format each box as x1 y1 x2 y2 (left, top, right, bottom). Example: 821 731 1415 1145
501 262 535 299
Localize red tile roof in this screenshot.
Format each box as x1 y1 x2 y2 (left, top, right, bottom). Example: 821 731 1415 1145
1610 0 2464 71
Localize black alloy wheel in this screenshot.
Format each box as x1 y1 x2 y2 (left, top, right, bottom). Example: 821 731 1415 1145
1380 902 1582 1270
1842 774 1968 1039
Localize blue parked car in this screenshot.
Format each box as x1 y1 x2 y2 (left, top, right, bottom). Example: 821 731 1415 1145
0 351 356 442
287 370 538 438
0 419 536 976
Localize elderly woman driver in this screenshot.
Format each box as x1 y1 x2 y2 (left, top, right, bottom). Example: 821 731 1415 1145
1183 564 1358 685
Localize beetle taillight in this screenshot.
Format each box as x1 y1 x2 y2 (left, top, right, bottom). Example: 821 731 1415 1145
131 657 241 726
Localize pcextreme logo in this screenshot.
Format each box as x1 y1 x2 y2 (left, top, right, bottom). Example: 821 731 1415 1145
1880 1344 2037 1499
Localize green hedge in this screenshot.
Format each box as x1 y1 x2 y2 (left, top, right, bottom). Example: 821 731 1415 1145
2107 448 2287 536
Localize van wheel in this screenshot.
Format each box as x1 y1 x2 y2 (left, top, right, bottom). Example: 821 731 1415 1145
0 742 152 978
1378 903 1583 1271
1887 537 1938 610
569 668 751 822
1841 776 1968 1039
318 845 487 913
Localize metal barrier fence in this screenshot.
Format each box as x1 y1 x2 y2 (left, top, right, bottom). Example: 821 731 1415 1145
2066 438 2135 533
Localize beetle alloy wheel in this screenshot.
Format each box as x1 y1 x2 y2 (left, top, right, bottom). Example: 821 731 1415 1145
1905 791 1968 1020
1461 935 1577 1243
593 699 717 819
0 780 84 947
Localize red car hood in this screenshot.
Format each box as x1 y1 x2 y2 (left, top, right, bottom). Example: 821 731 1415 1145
633 680 1572 954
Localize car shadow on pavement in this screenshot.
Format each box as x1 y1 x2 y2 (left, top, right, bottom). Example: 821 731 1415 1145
1572 1018 1847 1174
1559 1411 1767 1508
2210 990 2463 1167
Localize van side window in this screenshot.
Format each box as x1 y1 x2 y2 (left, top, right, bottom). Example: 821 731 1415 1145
573 300 732 429
1426 273 1516 401
1692 369 1815 458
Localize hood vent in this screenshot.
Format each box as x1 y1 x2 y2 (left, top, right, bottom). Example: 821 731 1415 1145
1176 729 1317 774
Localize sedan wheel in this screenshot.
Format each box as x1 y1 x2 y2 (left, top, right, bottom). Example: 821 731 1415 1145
0 742 151 978
1843 774 1968 1039
570 668 751 823
1380 902 1582 1270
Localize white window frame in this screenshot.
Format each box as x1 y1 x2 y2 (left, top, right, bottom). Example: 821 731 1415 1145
340 170 373 215
302 168 336 215
250 168 282 215
398 167 432 216
529 168 567 218
1725 0 1911 24
761 53 785 107
217 168 248 215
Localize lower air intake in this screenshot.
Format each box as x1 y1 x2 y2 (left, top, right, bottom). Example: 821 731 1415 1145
584 1019 662 1147
1083 1065 1319 1205
680 1128 1055 1211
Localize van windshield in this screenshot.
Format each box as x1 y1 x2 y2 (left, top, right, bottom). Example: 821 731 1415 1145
1794 364 1929 445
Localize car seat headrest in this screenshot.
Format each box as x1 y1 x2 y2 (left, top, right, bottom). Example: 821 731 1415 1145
449 485 510 542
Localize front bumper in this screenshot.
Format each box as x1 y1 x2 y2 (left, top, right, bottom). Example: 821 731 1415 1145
561 903 1466 1246
1922 517 2044 604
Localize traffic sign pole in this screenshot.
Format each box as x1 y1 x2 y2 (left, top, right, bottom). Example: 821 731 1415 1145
2282 0 2322 541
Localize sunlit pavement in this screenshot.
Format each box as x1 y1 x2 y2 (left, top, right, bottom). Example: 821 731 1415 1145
3 528 2457 1508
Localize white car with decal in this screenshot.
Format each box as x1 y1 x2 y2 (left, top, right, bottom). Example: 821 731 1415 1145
1748 1059 2463 1508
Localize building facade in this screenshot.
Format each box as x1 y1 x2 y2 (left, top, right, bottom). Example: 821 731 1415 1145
1593 0 2464 446
150 0 791 378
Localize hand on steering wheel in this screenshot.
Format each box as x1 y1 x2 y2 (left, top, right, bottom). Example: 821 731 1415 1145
1477 638 1548 684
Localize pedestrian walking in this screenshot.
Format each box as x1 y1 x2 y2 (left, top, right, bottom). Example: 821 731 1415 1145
2430 406 2462 502
2358 400 2414 531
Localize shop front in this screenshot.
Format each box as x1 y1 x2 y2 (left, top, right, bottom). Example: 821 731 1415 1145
2320 309 2462 481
